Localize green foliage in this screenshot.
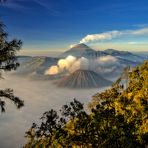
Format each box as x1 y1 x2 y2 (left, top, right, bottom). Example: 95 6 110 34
25 61 148 148
0 22 24 112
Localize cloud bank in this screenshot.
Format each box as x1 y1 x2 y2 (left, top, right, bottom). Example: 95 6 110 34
44 55 118 75
44 55 89 75
0 74 102 148
80 27 148 43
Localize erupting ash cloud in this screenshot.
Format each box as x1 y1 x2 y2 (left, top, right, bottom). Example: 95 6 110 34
44 55 118 76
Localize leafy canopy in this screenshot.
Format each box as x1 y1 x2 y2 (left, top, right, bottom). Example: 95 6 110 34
25 60 148 148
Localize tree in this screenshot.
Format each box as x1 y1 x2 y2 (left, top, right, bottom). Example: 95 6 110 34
25 61 148 148
0 18 24 112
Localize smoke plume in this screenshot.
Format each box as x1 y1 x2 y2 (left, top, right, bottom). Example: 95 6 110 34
80 27 148 43
44 55 118 75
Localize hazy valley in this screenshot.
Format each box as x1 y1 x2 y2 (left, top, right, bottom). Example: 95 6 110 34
0 44 147 147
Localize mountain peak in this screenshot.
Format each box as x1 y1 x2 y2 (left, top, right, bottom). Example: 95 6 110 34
71 43 90 49
59 43 97 58
57 70 112 88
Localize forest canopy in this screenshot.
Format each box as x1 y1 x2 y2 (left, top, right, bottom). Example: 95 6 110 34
25 60 148 148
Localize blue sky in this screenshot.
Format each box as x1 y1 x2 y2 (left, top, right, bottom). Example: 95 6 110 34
0 0 148 53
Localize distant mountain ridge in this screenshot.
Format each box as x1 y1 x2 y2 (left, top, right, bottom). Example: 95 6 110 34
104 49 132 56
60 43 144 64
15 44 146 79
16 57 58 75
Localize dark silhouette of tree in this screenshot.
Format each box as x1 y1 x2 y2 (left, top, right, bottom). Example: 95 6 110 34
0 10 24 112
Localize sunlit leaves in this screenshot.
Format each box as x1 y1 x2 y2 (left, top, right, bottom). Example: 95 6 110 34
25 61 148 147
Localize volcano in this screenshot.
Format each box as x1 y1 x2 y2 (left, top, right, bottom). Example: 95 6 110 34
57 70 112 88
60 43 102 58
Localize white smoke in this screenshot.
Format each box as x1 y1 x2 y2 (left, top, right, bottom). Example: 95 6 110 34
44 55 90 75
44 65 59 75
80 31 122 43
69 44 77 48
44 55 77 75
44 55 118 75
65 55 77 66
58 59 69 70
80 27 148 43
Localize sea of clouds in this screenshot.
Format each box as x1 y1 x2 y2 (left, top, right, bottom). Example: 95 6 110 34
44 55 119 75
0 53 129 148
0 73 108 148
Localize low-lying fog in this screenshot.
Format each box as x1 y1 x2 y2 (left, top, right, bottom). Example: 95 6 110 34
0 74 108 148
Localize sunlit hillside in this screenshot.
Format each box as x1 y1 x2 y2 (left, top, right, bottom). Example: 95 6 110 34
25 60 148 148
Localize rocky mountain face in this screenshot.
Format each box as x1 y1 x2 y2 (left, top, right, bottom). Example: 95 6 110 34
15 44 146 81
16 57 58 76
57 70 112 88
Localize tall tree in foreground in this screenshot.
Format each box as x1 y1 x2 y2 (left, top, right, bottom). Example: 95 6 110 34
0 7 24 112
25 61 148 148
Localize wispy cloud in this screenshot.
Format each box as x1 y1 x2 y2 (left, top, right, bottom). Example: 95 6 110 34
32 0 60 16
0 0 33 12
80 27 148 43
128 42 137 45
131 28 148 35
132 24 148 28
0 0 60 15
128 41 148 45
0 0 26 9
